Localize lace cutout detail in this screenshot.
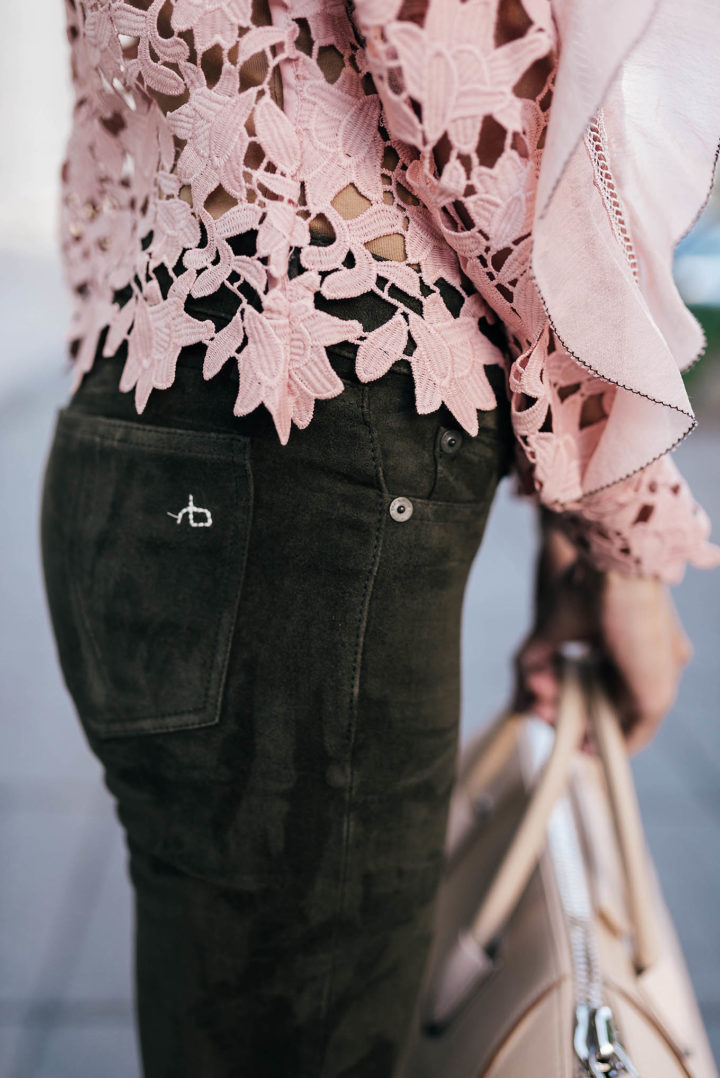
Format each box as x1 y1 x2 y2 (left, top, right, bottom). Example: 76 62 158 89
61 0 514 444
350 3 622 490
556 453 719 585
349 0 719 581
60 0 719 582
584 108 640 284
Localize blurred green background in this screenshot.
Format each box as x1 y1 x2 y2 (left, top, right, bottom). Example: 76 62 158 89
677 187 720 408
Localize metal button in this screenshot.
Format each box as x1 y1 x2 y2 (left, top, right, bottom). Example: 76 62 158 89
389 496 414 522
440 428 463 455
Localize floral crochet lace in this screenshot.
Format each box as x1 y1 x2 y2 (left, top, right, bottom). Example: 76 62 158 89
59 0 720 584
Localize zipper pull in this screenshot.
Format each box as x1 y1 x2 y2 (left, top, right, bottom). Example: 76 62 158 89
574 1004 639 1076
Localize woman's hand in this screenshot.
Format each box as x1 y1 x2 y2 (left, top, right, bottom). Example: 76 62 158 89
512 524 694 755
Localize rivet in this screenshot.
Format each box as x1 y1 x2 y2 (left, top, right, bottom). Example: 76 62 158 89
440 429 463 455
389 496 414 522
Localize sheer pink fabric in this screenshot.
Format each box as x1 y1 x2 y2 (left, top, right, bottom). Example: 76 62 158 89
59 0 720 583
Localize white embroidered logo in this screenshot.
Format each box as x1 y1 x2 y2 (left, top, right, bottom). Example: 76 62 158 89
167 494 213 528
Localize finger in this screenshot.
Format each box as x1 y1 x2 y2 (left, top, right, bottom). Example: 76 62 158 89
665 591 694 667
597 641 681 752
623 709 665 755
673 626 693 667
618 675 677 754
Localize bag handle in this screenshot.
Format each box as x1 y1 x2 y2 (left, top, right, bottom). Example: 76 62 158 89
464 652 587 955
587 672 658 972
422 644 658 1031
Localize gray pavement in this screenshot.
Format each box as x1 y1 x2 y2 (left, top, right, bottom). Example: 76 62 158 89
1 261 719 1075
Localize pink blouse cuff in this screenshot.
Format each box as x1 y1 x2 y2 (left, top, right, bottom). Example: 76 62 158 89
542 455 720 586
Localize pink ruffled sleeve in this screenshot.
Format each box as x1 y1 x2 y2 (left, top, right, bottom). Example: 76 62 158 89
349 0 720 584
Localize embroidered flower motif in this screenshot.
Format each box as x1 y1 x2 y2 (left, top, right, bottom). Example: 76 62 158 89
171 0 252 53
118 270 215 412
299 72 385 209
69 289 122 391
381 0 551 149
563 457 720 583
409 293 503 433
465 153 532 245
183 202 265 293
404 205 464 288
114 1 189 97
253 96 302 175
528 432 583 505
201 306 245 380
167 65 254 203
314 204 405 297
355 313 409 382
149 197 202 270
256 198 307 279
232 273 362 443
79 1 124 86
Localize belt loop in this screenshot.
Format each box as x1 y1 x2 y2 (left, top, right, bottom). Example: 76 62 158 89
359 384 389 499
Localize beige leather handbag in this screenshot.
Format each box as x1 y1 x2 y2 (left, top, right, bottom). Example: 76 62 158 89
397 647 718 1078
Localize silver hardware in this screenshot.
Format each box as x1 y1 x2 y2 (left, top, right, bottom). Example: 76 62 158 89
389 496 413 522
557 640 594 664
440 428 463 455
574 1004 638 1077
521 724 638 1078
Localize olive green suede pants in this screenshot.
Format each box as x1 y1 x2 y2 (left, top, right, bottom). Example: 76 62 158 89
40 250 513 1077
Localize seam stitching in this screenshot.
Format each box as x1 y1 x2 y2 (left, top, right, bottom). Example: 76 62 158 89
317 384 386 1072
74 443 249 734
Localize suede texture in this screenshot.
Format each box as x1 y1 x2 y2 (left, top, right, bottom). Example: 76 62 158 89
39 273 514 1078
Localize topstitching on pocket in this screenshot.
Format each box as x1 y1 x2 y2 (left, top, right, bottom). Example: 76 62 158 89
44 408 253 739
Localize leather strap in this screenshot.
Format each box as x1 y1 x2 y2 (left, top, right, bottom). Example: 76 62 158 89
421 657 589 1030
588 677 659 971
466 660 586 951
431 645 660 1024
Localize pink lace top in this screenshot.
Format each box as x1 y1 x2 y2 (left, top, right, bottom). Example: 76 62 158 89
59 0 720 584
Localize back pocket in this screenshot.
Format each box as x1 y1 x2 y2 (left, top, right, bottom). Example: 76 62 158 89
40 407 253 739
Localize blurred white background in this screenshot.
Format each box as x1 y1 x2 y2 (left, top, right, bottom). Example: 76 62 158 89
0 3 71 253
0 1 73 404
